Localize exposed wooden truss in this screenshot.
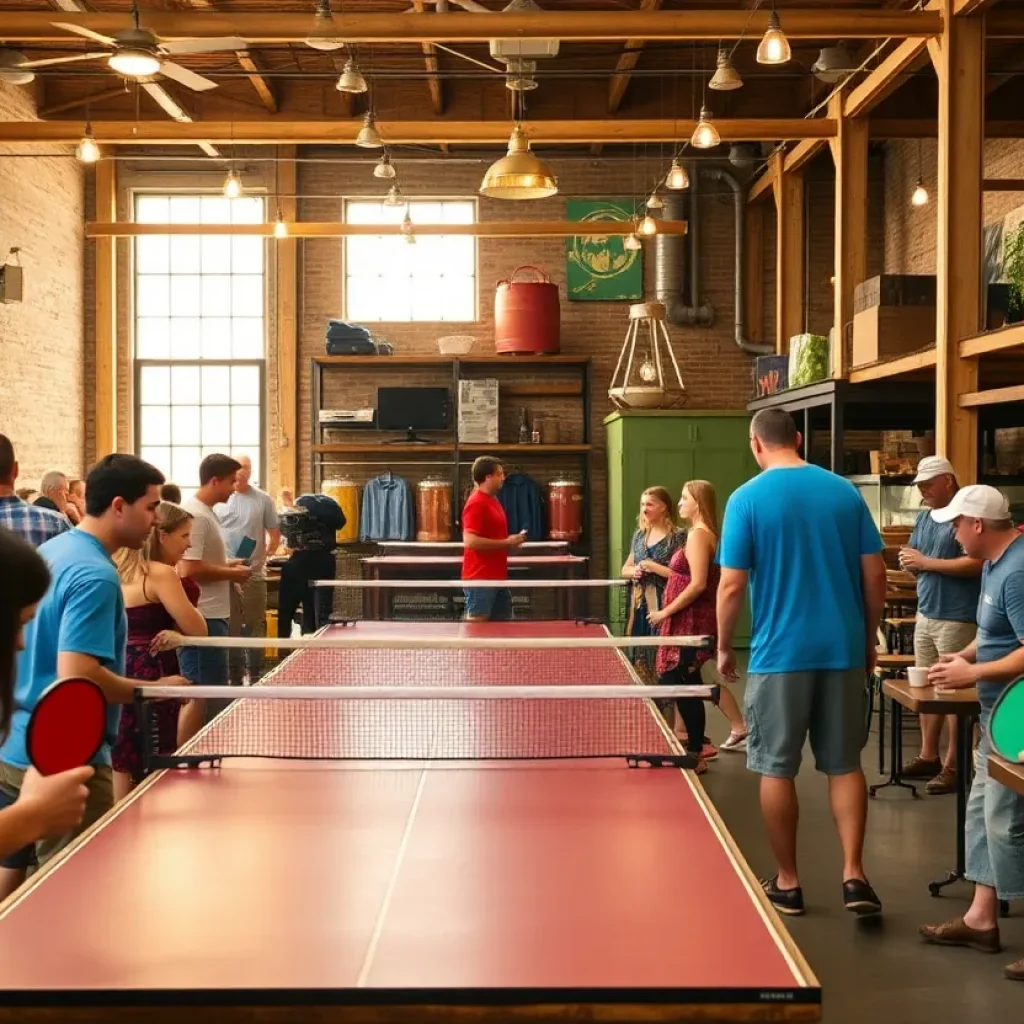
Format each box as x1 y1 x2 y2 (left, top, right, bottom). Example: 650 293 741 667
0 10 949 45
607 0 663 115
412 0 445 116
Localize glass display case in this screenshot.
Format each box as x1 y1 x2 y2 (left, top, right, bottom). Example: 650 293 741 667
845 475 923 529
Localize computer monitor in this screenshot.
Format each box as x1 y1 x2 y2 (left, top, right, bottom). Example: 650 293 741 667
376 387 450 443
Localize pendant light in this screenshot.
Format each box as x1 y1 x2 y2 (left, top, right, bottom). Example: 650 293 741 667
691 106 720 150
336 58 368 94
355 111 383 148
757 10 791 66
306 0 345 52
222 167 242 198
911 140 929 207
373 153 396 179
624 232 642 251
401 209 416 244
709 48 743 91
646 192 664 210
76 122 100 164
273 209 289 239
383 184 405 207
638 214 658 236
479 124 558 200
665 158 689 190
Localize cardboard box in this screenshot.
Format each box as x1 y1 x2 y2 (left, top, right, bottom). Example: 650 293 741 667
458 379 499 443
852 305 936 367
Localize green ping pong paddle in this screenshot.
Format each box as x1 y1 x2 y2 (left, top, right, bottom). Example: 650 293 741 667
989 678 1024 763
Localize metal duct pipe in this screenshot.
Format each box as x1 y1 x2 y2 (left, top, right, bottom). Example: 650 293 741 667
654 174 713 327
698 165 774 355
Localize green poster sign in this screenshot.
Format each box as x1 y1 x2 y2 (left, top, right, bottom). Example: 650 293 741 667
566 198 643 302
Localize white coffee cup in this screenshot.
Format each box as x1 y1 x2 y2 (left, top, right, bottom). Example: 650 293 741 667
907 666 929 688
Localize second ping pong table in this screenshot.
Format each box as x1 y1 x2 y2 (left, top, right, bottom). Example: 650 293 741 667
0 621 820 1023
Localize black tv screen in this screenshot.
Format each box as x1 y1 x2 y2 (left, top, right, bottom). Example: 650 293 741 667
376 387 450 432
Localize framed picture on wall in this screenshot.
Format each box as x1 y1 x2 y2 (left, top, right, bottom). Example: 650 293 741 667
565 198 643 302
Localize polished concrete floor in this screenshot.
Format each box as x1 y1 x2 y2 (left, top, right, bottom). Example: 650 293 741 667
700 684 1022 1024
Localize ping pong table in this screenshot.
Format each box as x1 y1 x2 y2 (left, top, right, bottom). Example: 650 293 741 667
0 621 819 1023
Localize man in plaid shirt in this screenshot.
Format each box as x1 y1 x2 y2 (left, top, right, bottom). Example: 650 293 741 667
0 435 70 546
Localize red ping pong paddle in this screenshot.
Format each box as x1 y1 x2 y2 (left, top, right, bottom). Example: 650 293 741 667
26 678 107 776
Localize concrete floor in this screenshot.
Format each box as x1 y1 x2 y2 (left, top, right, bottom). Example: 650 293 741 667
700 682 1022 1024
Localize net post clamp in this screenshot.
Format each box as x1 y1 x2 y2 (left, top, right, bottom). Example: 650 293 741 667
626 753 698 770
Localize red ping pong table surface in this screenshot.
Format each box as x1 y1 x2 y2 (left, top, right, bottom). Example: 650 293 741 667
0 621 819 1024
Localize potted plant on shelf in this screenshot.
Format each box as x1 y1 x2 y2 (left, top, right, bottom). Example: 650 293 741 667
1005 222 1024 324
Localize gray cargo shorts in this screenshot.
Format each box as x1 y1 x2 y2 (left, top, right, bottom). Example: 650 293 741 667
745 668 869 779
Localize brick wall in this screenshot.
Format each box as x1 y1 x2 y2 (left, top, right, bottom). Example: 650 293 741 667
0 83 85 485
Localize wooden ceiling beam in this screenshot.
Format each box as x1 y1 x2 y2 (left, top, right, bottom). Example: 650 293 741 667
37 86 124 119
607 0 663 115
844 37 932 119
412 1 444 116
0 118 837 146
85 221 689 239
0 10 946 45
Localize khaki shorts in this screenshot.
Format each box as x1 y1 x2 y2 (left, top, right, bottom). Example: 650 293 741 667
914 616 977 670
0 761 114 871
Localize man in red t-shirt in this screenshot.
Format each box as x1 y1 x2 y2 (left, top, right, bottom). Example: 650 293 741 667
462 457 526 621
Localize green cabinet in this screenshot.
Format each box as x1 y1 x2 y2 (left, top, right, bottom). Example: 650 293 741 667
605 410 758 646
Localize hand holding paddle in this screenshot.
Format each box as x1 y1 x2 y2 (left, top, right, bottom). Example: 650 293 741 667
17 765 93 839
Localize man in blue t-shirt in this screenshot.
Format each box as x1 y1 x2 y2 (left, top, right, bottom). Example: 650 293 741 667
921 485 1024 984
0 454 191 900
717 409 887 919
898 456 983 794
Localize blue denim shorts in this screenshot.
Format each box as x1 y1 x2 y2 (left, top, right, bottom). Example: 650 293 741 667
463 587 514 621
178 617 231 685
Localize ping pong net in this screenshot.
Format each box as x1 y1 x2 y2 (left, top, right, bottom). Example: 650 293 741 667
137 632 714 771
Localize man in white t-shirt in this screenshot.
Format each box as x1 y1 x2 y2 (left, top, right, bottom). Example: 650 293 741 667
216 454 280 683
180 454 251 688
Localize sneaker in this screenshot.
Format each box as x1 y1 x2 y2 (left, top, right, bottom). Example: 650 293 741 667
760 876 805 917
720 730 748 752
919 918 1001 954
926 766 957 795
900 755 941 778
700 742 719 761
842 879 882 917
1004 958 1024 982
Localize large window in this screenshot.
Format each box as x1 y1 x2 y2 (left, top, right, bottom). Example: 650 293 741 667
133 194 266 497
344 199 476 322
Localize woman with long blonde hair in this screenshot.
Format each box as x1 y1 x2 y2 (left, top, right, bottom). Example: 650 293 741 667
111 502 207 799
621 487 684 678
648 480 747 770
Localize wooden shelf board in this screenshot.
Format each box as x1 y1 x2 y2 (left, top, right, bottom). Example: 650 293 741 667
314 443 454 454
960 323 1024 358
501 384 584 398
848 347 937 383
959 384 1024 408
313 356 454 367
312 354 591 368
460 444 592 454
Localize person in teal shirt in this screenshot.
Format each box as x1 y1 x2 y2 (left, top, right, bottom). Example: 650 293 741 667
717 409 887 921
0 454 190 901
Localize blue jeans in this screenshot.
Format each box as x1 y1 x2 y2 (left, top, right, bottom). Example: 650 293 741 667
179 617 230 686
965 683 1024 900
463 587 513 621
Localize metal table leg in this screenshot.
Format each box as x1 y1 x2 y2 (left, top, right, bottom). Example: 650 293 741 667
870 695 920 798
929 713 974 896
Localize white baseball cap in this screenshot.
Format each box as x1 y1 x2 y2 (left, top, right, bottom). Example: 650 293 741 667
913 456 956 484
930 484 1010 523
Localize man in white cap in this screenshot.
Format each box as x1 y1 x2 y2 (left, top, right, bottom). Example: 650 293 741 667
898 456 983 794
919 485 1024 983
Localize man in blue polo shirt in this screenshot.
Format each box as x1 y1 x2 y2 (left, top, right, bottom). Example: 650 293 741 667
717 409 887 920
921 485 1024 984
0 454 191 900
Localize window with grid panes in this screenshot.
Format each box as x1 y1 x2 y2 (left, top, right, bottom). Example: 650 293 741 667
344 199 476 322
133 194 266 501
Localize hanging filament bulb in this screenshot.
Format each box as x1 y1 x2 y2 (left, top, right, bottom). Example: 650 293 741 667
756 10 791 66
646 193 664 210
638 215 658 236
639 356 658 383
273 210 288 239
911 179 929 207
665 159 689 190
76 124 100 164
383 184 405 207
401 210 415 244
223 168 242 198
691 106 721 150
623 232 642 251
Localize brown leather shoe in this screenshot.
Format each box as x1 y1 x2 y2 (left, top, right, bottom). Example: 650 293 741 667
920 918 1001 953
1005 958 1024 982
901 755 941 778
926 765 958 795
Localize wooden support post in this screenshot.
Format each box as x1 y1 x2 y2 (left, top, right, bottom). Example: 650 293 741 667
272 145 298 498
744 204 766 344
829 94 868 379
771 152 804 355
93 160 117 460
934 3 983 483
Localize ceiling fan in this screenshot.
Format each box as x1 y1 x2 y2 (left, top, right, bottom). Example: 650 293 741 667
10 0 246 93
